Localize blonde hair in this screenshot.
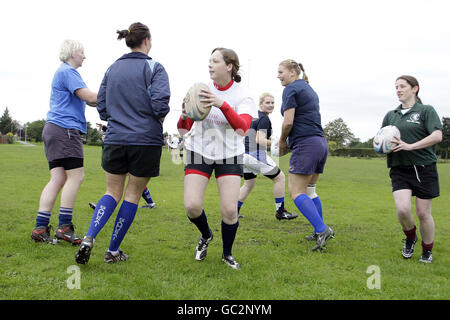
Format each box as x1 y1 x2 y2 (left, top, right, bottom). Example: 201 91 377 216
259 92 274 106
59 39 84 62
279 59 309 83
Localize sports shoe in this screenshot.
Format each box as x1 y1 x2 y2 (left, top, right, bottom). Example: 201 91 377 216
55 223 82 245
194 231 213 261
222 254 241 270
75 236 94 264
419 250 433 263
275 209 298 220
305 233 318 241
89 202 96 210
104 249 129 263
31 225 59 245
312 226 335 251
402 237 417 259
238 214 245 219
139 203 156 209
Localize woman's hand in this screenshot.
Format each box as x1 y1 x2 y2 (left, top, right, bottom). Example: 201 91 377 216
199 89 224 108
278 138 289 156
392 136 412 152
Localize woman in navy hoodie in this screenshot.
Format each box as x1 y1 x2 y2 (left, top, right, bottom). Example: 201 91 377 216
76 22 170 264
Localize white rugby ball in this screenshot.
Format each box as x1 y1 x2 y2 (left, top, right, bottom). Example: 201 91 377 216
184 83 211 121
270 136 282 157
373 125 400 154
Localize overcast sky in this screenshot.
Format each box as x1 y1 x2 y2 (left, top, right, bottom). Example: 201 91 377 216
1 0 449 141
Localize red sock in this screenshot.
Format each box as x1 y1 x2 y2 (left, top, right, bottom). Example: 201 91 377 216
422 241 434 251
403 226 417 240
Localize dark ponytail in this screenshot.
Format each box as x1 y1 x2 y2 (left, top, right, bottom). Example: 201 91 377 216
117 22 150 49
211 47 241 83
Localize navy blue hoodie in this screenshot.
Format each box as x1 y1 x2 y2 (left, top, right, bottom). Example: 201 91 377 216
97 52 170 146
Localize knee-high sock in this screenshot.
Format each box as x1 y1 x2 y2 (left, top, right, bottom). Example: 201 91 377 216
294 194 326 234
222 220 239 257
86 195 117 238
312 197 323 219
108 201 138 252
188 210 212 239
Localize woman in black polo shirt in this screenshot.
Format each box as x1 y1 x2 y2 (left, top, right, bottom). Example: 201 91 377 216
381 75 442 263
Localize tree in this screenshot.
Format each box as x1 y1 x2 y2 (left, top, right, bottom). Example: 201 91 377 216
324 118 355 148
85 122 103 145
0 107 13 135
438 116 450 160
26 119 46 142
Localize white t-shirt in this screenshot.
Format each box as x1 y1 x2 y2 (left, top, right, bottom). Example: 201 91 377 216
185 81 258 160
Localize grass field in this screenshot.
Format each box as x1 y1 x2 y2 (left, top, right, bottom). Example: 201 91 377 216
0 143 449 300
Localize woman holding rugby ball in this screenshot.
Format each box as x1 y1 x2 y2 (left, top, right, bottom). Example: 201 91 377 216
177 47 257 269
381 75 442 263
277 59 334 252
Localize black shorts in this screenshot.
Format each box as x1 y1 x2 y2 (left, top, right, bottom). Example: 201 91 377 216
184 150 243 179
102 145 162 178
49 157 83 170
389 163 440 199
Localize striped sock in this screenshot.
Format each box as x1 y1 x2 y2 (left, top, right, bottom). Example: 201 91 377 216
58 207 73 226
36 211 51 228
275 197 285 214
142 187 154 204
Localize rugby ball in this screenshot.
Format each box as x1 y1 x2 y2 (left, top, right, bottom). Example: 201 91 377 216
184 83 211 121
373 125 400 154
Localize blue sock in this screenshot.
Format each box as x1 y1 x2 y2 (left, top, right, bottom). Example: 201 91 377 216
312 197 323 219
142 187 154 204
222 220 239 257
294 194 326 233
36 211 51 228
58 207 73 226
108 201 138 252
275 197 285 214
86 195 117 239
237 201 243 213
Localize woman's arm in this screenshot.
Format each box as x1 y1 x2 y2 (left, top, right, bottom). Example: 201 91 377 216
392 129 442 152
278 108 295 156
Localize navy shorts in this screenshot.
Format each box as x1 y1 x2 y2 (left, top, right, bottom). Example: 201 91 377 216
390 163 440 199
289 136 328 175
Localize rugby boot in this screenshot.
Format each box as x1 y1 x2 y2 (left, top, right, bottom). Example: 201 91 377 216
402 237 417 259
31 225 59 245
55 223 82 245
75 236 94 264
104 249 129 263
194 231 213 261
139 203 156 209
305 233 318 241
222 254 241 270
312 226 335 252
275 208 298 220
89 202 96 210
419 250 433 264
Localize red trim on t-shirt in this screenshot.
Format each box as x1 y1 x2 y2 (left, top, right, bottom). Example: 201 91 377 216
214 80 234 91
185 169 211 179
219 101 252 136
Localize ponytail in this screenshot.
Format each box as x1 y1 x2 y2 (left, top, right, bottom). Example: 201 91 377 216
279 59 309 83
116 22 151 49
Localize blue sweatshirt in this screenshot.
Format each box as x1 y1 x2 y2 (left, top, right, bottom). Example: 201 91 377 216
97 52 170 146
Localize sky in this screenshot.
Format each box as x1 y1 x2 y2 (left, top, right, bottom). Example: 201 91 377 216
1 0 449 141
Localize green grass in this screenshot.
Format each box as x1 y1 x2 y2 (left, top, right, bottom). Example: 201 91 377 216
0 143 449 300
